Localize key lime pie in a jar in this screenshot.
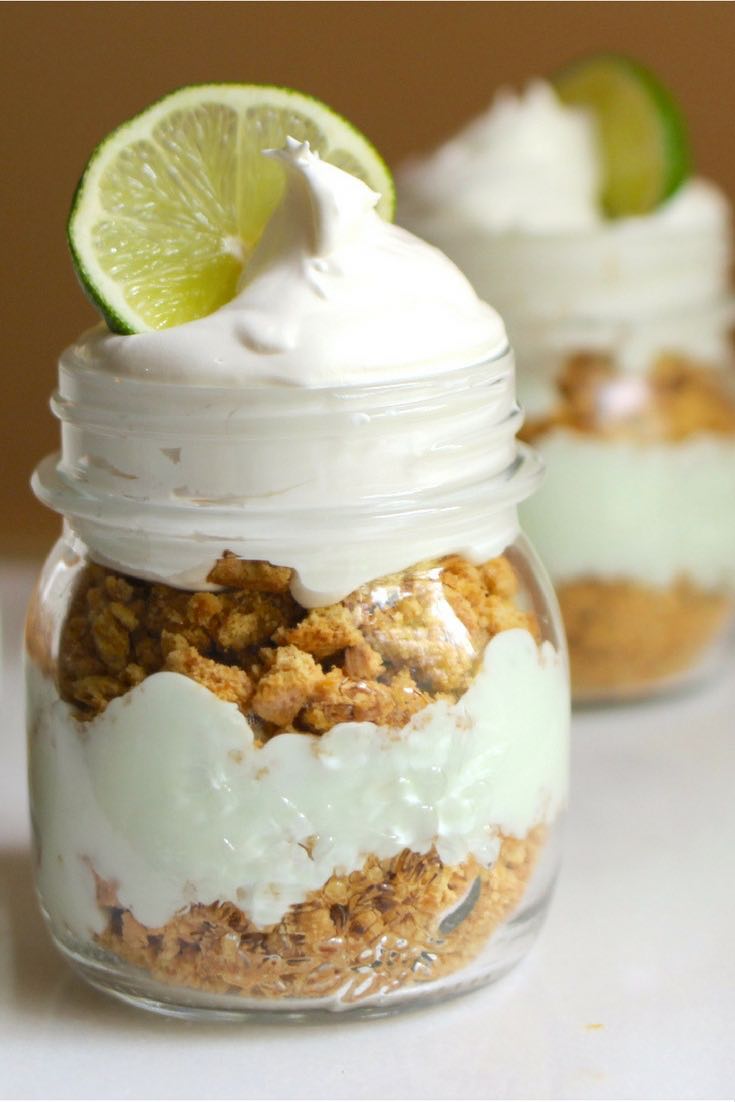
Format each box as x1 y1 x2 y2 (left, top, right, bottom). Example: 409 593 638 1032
26 86 569 1018
400 55 735 702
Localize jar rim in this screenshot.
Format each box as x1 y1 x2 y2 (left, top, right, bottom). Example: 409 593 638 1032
35 343 540 602
32 445 543 603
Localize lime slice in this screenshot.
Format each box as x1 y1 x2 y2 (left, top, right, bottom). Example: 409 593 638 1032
68 84 395 333
552 54 690 217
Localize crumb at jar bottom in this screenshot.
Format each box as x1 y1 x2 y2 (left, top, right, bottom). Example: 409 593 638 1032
27 541 569 1017
44 826 561 1019
559 576 733 701
82 826 552 1014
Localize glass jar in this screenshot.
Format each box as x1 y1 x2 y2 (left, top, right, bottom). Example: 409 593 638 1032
403 187 735 701
27 348 569 1019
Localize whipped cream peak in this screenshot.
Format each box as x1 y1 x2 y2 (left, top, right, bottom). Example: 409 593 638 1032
73 138 506 388
400 81 602 233
257 137 381 261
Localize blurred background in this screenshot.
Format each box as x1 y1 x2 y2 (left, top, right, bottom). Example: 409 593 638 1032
2 1 734 557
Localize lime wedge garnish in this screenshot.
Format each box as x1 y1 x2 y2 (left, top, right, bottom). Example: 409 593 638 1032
68 83 395 333
552 54 690 217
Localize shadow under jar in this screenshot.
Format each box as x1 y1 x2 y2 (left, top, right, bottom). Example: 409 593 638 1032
27 348 569 1019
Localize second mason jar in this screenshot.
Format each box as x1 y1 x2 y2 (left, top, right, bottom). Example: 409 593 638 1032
402 127 735 701
473 204 735 701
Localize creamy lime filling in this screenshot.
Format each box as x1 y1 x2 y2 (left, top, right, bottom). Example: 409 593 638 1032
520 431 735 589
30 628 568 936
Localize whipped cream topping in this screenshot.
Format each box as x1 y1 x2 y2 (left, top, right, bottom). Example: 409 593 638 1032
400 82 602 234
399 82 733 392
76 139 506 387
29 628 568 933
35 139 537 601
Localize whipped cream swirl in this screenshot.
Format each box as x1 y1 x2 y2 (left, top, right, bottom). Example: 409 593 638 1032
399 82 733 399
35 141 535 602
76 138 506 386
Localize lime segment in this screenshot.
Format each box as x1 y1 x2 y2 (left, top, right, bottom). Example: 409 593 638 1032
68 84 395 333
552 54 690 218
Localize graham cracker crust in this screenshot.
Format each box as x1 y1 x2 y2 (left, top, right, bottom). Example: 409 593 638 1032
559 577 732 698
95 828 545 1004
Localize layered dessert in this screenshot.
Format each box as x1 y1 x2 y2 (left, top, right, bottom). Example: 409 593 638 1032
28 87 568 1016
29 548 562 1004
400 64 735 699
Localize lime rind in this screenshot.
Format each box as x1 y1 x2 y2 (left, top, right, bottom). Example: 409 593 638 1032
552 53 691 218
68 83 395 334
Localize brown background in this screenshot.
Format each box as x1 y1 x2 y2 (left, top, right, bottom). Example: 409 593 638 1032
2 1 734 556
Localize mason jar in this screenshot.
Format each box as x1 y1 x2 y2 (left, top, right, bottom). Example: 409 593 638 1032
402 178 735 701
27 345 569 1019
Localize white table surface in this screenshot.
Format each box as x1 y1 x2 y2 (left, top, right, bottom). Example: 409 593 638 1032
1 560 733 1102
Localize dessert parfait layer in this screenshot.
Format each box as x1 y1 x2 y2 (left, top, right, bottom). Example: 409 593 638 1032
520 353 735 695
400 77 735 699
28 541 567 1008
29 113 569 1016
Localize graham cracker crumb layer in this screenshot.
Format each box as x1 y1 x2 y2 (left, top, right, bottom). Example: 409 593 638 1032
58 551 537 740
95 828 545 1003
560 577 732 697
521 353 735 446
